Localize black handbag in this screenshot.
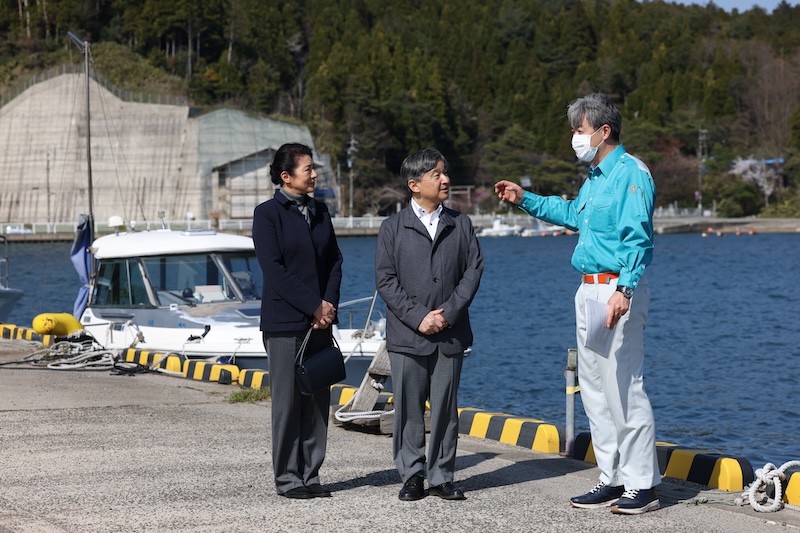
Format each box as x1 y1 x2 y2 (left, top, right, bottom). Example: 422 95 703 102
294 327 346 395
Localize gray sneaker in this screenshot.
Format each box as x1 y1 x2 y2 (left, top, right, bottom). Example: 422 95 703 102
570 482 625 508
610 488 660 514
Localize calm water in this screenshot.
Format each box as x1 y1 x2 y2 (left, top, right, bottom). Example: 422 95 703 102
6 232 800 468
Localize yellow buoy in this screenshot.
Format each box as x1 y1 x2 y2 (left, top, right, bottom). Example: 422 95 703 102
32 313 83 335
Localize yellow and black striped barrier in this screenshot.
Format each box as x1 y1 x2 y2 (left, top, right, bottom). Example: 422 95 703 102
457 408 562 454
121 348 185 373
183 360 239 384
330 384 359 407
0 324 56 346
329 384 393 410
238 368 269 389
120 348 240 384
786 468 800 506
573 432 755 492
121 349 239 383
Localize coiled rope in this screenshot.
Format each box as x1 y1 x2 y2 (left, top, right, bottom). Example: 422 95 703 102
333 378 393 423
334 400 392 423
0 331 119 370
46 348 116 370
736 460 800 512
41 332 117 370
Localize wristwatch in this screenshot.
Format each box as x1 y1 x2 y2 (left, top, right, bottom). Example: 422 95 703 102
616 285 634 299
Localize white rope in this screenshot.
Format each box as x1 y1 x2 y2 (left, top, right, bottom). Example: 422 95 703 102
125 320 145 348
46 349 117 370
24 340 95 365
333 384 394 423
736 460 800 512
14 332 119 371
148 351 186 377
333 377 392 422
333 402 392 423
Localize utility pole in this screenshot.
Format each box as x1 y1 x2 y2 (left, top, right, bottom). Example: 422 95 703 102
346 134 358 228
336 162 343 216
46 150 51 225
697 129 708 213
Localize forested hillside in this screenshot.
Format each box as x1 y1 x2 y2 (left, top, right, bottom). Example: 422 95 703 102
2 0 800 217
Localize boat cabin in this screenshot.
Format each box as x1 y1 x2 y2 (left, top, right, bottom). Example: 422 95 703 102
89 230 262 310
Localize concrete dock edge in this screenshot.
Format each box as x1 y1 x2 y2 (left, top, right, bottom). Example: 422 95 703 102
3 330 797 506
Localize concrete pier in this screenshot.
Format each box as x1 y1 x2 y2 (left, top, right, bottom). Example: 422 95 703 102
0 341 798 532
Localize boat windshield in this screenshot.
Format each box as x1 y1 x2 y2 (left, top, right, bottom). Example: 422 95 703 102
142 252 262 306
91 252 263 308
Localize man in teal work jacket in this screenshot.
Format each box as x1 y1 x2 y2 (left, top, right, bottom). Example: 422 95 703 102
495 93 660 515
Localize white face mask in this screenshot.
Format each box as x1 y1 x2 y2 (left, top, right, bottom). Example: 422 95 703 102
571 128 603 163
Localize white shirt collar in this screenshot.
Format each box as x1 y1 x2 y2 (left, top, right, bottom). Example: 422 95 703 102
410 199 442 238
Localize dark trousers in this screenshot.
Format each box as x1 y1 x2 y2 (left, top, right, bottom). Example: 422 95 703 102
389 348 463 487
263 329 332 494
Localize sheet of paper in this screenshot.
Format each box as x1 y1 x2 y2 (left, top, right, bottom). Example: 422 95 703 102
585 298 615 357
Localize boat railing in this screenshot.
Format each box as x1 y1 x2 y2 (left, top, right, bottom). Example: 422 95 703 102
338 294 385 331
338 291 386 362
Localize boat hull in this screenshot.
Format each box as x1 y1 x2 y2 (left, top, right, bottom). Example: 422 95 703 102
0 288 23 323
80 307 384 388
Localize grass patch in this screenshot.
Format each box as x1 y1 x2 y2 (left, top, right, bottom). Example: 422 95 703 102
228 387 271 403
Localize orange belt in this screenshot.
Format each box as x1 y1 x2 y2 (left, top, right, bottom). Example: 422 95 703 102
582 273 620 284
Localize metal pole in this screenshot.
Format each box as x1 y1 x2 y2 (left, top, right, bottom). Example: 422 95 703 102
346 134 358 229
562 348 579 457
68 31 95 283
46 150 51 224
68 32 94 226
336 162 342 216
697 129 708 213
348 166 354 228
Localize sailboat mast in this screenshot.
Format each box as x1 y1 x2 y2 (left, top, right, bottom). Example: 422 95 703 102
67 31 94 225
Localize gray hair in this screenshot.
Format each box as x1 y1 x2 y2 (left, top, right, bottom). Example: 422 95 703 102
567 93 622 143
401 148 448 182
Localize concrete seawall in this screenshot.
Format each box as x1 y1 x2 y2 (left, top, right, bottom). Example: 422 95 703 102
1 338 798 531
4 216 800 243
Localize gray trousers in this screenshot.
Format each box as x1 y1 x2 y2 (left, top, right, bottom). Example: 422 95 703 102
263 330 331 494
389 348 463 487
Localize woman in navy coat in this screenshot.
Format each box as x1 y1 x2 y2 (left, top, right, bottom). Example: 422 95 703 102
252 143 343 499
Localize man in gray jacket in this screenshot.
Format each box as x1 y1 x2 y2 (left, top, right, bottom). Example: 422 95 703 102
375 148 483 501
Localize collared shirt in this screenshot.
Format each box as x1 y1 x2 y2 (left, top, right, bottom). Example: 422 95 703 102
410 198 442 239
517 145 655 289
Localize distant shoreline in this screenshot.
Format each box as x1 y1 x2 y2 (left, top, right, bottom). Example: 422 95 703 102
654 217 800 235
2 216 799 242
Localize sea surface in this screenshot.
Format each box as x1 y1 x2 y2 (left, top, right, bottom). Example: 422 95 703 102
5 232 800 468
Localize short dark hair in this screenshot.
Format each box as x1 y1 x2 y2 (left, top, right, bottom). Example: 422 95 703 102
401 148 448 182
567 93 622 143
269 143 313 185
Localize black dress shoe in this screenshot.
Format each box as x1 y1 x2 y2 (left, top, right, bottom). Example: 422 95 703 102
279 487 314 499
305 483 332 497
428 482 466 500
398 474 426 501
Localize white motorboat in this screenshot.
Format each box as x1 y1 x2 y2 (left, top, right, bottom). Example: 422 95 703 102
520 220 567 237
77 227 385 376
478 217 522 237
62 33 384 383
0 235 24 322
